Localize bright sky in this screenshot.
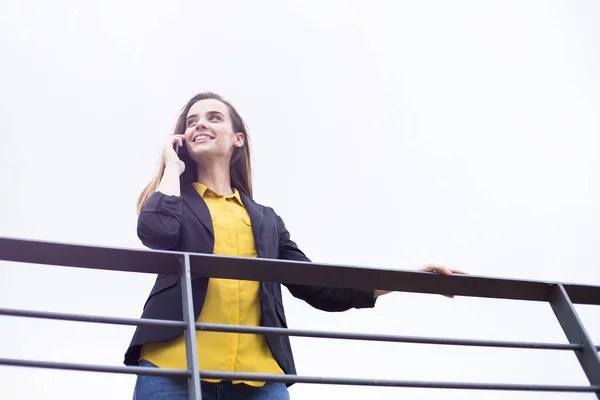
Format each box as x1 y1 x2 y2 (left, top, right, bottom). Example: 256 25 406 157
1 1 599 399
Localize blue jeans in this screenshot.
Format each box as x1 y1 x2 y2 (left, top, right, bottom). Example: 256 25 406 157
133 360 290 400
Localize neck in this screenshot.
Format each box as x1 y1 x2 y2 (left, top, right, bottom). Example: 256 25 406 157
195 159 233 196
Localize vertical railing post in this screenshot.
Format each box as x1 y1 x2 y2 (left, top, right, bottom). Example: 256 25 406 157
550 284 600 399
180 253 202 400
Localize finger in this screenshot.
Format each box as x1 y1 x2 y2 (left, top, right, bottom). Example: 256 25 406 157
170 135 185 143
425 265 467 276
425 265 453 275
171 139 183 150
449 269 468 275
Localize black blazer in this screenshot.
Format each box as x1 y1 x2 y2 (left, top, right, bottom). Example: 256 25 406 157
124 183 376 375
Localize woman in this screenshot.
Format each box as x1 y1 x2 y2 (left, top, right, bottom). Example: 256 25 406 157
125 92 462 399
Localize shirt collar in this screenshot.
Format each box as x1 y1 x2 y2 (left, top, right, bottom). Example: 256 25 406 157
192 182 243 205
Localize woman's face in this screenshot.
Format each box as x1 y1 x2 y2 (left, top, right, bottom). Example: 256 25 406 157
184 99 244 162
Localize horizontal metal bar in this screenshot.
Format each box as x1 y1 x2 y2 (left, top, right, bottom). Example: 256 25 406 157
1 236 600 304
0 357 189 377
0 236 181 275
194 322 585 351
1 307 589 351
1 357 598 393
563 283 600 307
187 255 584 304
0 307 186 329
199 371 600 392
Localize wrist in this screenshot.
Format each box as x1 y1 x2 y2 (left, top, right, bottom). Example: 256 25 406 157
164 162 184 175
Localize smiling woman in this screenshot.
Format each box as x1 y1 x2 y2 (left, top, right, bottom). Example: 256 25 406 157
126 92 462 400
136 93 253 212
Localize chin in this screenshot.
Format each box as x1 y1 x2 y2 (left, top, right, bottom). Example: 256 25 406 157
187 147 222 163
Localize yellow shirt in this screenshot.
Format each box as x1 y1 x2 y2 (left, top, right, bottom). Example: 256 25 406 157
140 183 284 386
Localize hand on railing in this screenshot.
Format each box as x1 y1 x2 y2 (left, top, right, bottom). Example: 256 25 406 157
374 265 468 299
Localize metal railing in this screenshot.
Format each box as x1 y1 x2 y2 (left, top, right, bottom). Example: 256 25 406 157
1 236 599 399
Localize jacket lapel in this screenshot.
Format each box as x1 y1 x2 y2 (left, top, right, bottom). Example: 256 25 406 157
240 192 266 257
181 183 214 238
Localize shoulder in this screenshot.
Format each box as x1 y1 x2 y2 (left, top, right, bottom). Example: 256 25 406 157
261 203 278 218
240 194 286 233
240 192 280 218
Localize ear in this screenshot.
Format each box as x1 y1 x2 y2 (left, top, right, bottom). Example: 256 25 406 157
234 132 245 148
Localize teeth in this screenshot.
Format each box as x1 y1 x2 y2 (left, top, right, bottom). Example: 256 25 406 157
195 135 210 142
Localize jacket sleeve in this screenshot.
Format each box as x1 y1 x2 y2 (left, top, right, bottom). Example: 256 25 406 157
137 191 182 250
276 214 376 312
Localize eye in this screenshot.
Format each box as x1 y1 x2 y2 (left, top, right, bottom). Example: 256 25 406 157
209 114 221 121
186 119 197 127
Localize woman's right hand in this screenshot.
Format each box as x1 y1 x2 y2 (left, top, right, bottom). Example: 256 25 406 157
162 134 186 175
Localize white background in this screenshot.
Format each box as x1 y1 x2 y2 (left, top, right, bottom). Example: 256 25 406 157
1 1 599 399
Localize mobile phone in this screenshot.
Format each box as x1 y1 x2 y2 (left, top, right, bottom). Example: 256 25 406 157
174 137 187 157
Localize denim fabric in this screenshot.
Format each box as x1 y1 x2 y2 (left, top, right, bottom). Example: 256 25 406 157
133 360 290 400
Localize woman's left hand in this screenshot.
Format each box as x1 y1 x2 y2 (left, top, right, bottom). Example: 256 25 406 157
374 265 468 298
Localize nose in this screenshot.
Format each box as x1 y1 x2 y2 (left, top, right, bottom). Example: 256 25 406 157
192 119 208 130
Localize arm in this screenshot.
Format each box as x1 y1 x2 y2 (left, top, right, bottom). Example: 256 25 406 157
137 136 186 250
137 189 182 250
156 164 183 196
276 214 376 312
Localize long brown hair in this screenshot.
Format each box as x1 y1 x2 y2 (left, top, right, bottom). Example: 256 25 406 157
136 92 253 213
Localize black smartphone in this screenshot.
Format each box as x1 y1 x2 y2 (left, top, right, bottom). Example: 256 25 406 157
174 137 188 157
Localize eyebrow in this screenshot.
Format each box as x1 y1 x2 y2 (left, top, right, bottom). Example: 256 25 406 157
186 111 225 122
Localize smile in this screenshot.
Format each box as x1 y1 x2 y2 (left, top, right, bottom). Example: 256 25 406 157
193 134 214 143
